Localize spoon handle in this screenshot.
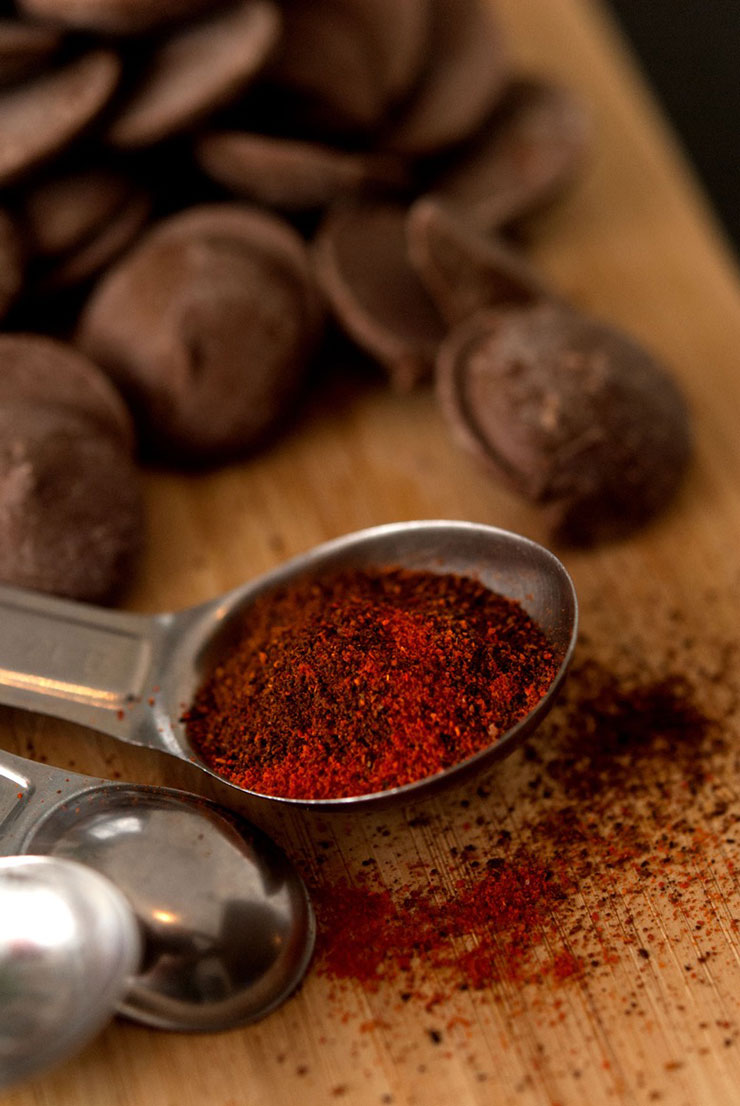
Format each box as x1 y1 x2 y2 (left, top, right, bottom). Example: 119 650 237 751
0 749 92 854
0 584 169 747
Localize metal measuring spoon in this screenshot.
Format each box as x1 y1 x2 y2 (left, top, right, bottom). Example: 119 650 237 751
0 749 315 1032
0 854 140 1091
0 520 578 815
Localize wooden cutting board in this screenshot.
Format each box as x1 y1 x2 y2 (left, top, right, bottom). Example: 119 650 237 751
6 0 740 1103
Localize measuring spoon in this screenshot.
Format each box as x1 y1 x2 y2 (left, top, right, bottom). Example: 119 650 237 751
0 748 315 1032
0 854 140 1091
0 520 578 815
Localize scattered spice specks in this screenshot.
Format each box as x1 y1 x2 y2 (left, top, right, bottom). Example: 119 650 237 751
301 592 740 1093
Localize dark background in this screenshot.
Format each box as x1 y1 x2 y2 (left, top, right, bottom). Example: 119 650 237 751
608 1 740 256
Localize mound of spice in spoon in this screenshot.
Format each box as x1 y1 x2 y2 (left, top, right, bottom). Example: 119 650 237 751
184 566 558 800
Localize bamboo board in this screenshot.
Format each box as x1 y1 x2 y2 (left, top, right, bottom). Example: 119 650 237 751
5 1 740 1104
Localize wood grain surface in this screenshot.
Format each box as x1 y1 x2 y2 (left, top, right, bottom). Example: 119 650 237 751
5 0 740 1104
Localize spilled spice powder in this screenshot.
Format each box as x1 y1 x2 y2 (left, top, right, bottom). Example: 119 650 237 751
309 638 739 1006
185 567 557 799
313 850 574 994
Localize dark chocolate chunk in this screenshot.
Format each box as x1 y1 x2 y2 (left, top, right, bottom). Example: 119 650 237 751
105 0 281 149
430 78 593 231
436 302 691 543
76 203 324 461
406 197 552 325
194 131 409 212
313 199 446 390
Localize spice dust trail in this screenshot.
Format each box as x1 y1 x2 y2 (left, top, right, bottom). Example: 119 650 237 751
298 603 740 1093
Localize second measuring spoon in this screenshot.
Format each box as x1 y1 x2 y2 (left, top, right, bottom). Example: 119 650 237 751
0 748 315 1032
0 854 140 1091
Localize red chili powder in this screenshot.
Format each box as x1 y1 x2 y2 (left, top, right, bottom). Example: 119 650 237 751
184 567 558 799
309 650 727 1003
312 851 575 993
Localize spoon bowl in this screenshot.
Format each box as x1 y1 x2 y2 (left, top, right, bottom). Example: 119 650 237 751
0 751 315 1032
0 521 577 816
0 854 140 1091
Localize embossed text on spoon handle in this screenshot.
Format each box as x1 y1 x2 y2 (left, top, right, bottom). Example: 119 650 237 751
0 584 170 747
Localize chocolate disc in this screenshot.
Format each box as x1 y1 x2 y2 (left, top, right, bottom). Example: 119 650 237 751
40 188 151 290
23 167 138 258
23 166 151 290
151 202 324 333
17 0 212 35
0 332 134 445
384 0 509 156
76 203 324 461
0 49 120 188
0 404 143 602
106 0 281 149
0 19 63 86
264 0 389 135
195 131 409 211
0 209 25 320
436 303 691 543
431 78 593 230
328 0 431 111
313 200 446 390
406 197 551 325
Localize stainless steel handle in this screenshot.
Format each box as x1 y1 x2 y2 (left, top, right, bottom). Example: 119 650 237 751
0 585 167 746
0 749 90 854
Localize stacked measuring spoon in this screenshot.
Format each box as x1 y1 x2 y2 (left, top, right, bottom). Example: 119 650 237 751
0 520 577 1089
0 749 315 1091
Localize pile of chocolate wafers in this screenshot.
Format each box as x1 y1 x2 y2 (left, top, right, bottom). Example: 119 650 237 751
0 0 691 602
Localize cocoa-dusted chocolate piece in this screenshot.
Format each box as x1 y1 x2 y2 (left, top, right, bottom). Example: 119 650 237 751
0 49 120 188
76 203 324 461
436 302 691 544
384 0 509 156
23 167 151 290
313 199 446 391
0 332 134 445
431 78 592 231
0 19 63 86
406 197 551 325
17 0 212 35
0 208 25 320
106 0 281 149
195 131 409 212
0 404 143 602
